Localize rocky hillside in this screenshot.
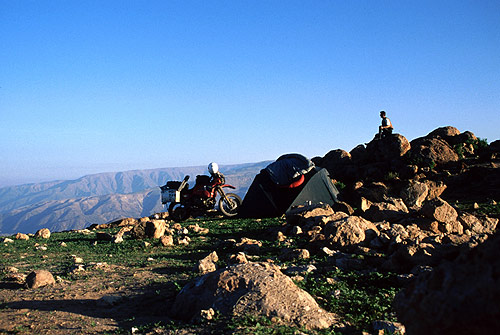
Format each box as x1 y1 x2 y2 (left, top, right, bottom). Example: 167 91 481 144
1 126 499 334
0 162 270 235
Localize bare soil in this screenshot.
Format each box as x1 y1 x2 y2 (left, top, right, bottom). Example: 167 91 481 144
0 264 182 334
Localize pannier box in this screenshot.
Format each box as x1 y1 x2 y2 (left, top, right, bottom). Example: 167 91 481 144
161 189 180 204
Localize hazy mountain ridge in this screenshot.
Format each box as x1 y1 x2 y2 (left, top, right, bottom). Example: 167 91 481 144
0 161 271 235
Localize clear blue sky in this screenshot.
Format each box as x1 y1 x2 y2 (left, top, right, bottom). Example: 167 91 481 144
1 0 499 186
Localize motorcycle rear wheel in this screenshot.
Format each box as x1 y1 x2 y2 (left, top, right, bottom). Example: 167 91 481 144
218 193 242 217
168 203 190 222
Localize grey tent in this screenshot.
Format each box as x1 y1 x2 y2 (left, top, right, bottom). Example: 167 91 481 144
238 154 339 218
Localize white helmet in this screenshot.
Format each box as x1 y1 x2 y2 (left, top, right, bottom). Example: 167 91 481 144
208 162 219 175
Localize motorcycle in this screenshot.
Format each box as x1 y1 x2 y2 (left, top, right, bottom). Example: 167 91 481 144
160 173 242 222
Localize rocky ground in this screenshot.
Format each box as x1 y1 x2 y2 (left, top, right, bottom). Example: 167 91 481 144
1 125 499 334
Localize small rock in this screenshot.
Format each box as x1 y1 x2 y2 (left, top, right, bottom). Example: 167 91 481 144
15 233 29 240
160 235 174 246
97 295 123 307
72 255 84 264
373 320 406 335
235 238 262 254
229 252 248 264
195 251 219 274
176 236 190 246
3 238 14 243
200 308 215 321
60 242 67 247
276 231 287 242
25 270 55 288
34 228 51 239
279 248 310 261
291 226 303 235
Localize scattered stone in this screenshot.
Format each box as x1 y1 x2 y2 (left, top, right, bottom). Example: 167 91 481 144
324 216 379 248
372 320 406 335
188 223 209 234
160 235 174 246
60 242 67 247
282 264 317 277
14 233 29 240
25 270 55 288
276 231 287 242
332 201 354 215
421 198 458 223
75 229 93 235
279 248 310 261
229 252 248 264
235 238 262 254
291 226 303 235
199 308 215 321
400 180 428 208
176 236 190 246
34 228 51 239
286 203 336 226
3 238 14 243
363 201 408 222
145 220 166 238
72 255 83 264
423 180 447 200
195 251 219 274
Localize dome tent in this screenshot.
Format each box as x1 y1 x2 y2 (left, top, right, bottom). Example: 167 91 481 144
238 154 339 218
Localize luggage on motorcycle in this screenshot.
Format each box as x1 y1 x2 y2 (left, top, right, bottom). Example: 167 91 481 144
195 175 211 186
161 189 180 204
160 180 188 204
166 181 183 190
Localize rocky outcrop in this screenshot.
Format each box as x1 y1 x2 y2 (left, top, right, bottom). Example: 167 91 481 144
394 232 500 335
170 262 337 330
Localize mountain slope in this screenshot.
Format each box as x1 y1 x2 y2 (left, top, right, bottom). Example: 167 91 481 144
0 161 271 234
0 189 162 234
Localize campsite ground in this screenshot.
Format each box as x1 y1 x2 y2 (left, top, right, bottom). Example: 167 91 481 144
0 217 400 334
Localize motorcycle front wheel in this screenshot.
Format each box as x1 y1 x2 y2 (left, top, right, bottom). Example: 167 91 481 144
218 193 242 217
168 203 190 222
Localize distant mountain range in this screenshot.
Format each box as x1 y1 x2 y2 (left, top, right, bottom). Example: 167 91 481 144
0 161 271 235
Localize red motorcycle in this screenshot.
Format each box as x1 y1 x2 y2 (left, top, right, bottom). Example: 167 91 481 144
160 164 242 222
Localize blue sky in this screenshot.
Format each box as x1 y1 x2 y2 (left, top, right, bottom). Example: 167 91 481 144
1 0 499 186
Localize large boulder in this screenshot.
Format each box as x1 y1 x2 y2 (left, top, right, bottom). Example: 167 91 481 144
427 126 461 144
365 134 411 163
362 198 408 223
421 198 458 224
394 232 500 334
400 180 429 208
408 137 459 167
315 149 356 181
324 216 379 248
170 262 337 330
